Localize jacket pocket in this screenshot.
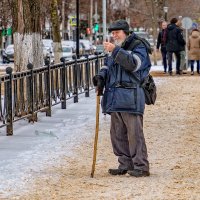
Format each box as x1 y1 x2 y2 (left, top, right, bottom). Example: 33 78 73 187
112 87 137 110
101 88 114 112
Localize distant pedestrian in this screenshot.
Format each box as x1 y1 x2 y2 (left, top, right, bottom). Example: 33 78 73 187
176 19 187 74
157 21 168 73
166 18 186 75
188 29 200 75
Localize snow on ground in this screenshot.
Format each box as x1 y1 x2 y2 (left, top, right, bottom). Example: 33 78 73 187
0 90 99 197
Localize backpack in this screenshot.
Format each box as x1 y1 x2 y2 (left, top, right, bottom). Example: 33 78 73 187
128 34 157 105
130 34 153 54
140 74 157 105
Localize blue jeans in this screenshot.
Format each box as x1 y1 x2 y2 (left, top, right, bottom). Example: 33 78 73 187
190 60 200 73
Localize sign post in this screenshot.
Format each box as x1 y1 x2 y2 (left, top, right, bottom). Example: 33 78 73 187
181 17 193 70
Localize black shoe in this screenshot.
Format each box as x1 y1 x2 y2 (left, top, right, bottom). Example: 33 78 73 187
127 169 150 177
108 168 128 175
169 71 172 76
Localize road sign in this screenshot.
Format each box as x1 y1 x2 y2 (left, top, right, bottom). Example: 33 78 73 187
70 16 76 26
192 22 198 29
182 17 193 29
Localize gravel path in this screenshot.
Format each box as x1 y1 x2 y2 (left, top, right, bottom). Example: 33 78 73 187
7 74 200 200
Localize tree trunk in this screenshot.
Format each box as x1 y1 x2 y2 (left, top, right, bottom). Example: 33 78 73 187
145 0 158 66
151 0 158 66
50 0 62 64
11 0 43 72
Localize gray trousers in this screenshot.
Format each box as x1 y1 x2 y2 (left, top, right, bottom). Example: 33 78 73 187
110 112 149 172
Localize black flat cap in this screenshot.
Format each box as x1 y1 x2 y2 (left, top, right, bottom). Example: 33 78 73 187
108 19 130 33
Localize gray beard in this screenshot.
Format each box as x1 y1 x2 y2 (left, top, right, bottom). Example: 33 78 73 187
114 40 124 46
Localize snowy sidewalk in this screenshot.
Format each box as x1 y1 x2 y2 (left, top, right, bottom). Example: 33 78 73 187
0 91 98 198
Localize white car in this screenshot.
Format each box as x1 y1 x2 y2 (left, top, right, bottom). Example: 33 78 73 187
80 39 94 54
2 44 14 63
61 40 76 52
62 45 74 61
42 39 53 47
42 39 53 55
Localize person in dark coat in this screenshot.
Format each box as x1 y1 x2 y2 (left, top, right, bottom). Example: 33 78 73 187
166 17 186 75
93 19 151 177
157 21 168 73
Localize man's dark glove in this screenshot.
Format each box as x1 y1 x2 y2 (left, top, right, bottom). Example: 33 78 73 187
92 75 105 96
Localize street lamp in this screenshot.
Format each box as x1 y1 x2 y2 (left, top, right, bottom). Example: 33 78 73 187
76 0 80 58
163 6 169 22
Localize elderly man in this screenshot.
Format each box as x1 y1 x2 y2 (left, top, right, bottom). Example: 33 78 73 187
93 19 151 177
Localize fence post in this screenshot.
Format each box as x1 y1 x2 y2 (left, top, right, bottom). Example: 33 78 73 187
6 67 13 136
72 55 78 103
95 53 99 75
60 57 66 109
46 59 52 116
27 63 37 122
84 54 90 97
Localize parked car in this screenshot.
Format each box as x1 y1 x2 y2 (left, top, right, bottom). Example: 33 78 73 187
95 44 104 54
80 39 94 54
61 45 74 61
42 39 53 48
73 42 86 56
1 44 14 63
61 40 76 52
42 39 53 56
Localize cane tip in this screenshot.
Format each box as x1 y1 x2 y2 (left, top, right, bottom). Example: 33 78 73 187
90 173 94 178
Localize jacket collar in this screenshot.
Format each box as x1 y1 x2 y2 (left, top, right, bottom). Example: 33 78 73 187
121 33 136 50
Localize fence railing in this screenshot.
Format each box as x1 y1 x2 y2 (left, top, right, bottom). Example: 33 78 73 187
0 54 106 135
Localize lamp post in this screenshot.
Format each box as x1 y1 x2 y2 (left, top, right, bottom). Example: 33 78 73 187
102 0 106 42
76 0 80 58
163 6 168 22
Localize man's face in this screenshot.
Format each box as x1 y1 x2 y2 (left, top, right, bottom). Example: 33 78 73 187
111 30 127 46
162 22 167 29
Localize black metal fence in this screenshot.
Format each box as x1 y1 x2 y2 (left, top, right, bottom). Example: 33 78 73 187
0 54 106 135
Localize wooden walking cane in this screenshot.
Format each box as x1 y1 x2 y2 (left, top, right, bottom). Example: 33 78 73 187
91 93 101 178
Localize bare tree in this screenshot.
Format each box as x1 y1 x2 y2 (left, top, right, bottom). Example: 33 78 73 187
8 0 43 71
0 0 14 48
167 0 200 21
50 0 62 63
108 0 130 21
